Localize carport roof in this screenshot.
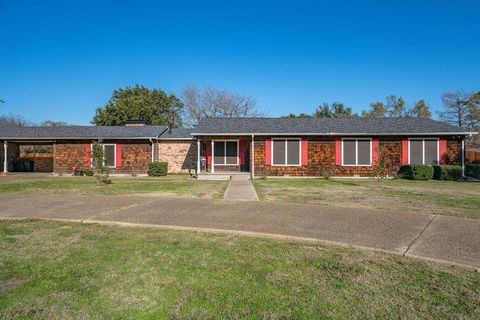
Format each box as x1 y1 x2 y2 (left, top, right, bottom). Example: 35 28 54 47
0 125 168 140
192 117 475 136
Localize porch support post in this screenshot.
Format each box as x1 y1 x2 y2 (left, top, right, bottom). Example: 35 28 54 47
251 134 254 180
3 140 7 173
461 137 465 177
211 140 215 173
197 139 201 174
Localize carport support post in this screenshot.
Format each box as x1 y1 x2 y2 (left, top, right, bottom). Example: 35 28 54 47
3 141 7 173
197 139 201 174
211 140 215 173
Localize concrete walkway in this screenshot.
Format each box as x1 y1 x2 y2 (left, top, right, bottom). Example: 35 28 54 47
0 194 478 270
223 175 259 201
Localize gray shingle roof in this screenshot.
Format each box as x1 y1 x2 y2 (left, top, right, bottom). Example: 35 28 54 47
192 117 473 135
158 128 194 140
0 125 168 140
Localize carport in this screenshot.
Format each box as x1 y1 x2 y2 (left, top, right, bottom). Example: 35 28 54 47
2 140 54 174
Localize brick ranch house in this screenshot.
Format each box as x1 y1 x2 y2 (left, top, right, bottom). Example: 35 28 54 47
0 117 476 177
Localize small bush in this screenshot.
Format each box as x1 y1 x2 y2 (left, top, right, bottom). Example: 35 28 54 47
432 165 463 181
465 164 480 179
148 162 168 176
398 165 434 180
84 169 94 176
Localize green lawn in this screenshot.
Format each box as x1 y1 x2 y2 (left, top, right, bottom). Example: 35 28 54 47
1 220 479 319
0 175 228 199
253 178 480 219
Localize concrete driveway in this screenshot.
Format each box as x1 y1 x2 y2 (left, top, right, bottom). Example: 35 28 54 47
1 194 479 270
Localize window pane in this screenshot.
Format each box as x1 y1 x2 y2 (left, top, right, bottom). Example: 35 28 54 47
287 140 300 165
409 140 423 164
424 140 438 165
225 141 237 164
343 140 356 165
214 141 225 165
104 145 115 167
357 140 371 165
272 140 286 165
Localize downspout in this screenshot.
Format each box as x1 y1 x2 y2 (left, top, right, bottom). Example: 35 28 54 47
149 138 155 162
251 134 255 180
3 140 7 173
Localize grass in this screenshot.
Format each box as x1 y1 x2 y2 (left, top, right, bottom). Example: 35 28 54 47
253 178 480 219
1 220 479 319
0 175 228 199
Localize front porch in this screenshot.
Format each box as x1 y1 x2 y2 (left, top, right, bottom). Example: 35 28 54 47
195 138 253 176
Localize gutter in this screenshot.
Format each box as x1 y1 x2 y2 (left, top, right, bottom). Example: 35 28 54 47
191 132 477 137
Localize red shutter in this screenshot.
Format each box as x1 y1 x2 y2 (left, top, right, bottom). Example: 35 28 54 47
238 140 245 165
301 139 308 165
335 139 342 166
206 140 212 166
85 144 91 168
372 139 380 165
439 138 447 164
116 144 122 169
402 139 409 165
265 139 272 165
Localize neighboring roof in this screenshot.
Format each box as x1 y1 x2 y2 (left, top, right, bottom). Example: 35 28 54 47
157 128 194 140
192 117 475 136
0 125 168 140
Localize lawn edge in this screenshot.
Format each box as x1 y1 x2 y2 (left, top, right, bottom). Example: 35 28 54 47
1 216 478 272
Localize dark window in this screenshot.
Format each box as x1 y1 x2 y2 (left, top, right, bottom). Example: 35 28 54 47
357 140 371 165
272 140 286 165
287 140 300 165
343 139 371 166
214 141 225 164
409 140 423 164
226 141 237 165
213 141 237 165
104 145 116 167
272 139 300 165
409 139 438 165
424 140 438 165
343 140 356 165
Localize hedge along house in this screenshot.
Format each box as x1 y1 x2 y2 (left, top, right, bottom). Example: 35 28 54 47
192 118 476 178
0 125 194 175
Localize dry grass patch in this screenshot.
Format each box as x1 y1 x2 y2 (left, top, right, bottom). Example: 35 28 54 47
253 178 480 219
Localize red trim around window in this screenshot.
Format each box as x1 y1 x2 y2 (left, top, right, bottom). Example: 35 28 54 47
401 139 409 165
301 139 308 165
206 140 212 166
439 139 447 164
335 139 342 165
265 139 272 165
116 144 122 169
372 139 380 165
85 144 91 168
238 140 245 165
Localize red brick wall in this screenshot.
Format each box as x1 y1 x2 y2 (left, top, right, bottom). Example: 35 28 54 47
53 141 152 174
253 136 463 177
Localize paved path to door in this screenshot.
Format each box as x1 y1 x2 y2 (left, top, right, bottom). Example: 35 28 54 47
223 175 259 201
0 194 478 270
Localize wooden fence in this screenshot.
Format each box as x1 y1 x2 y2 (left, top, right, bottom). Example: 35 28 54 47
466 150 480 164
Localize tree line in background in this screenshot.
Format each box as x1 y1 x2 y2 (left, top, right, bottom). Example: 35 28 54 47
1 87 479 147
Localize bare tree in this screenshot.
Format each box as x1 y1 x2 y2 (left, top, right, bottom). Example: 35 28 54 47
0 114 30 127
439 91 477 128
181 86 264 126
371 144 391 187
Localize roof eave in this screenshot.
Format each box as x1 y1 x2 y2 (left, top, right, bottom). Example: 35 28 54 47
191 132 476 136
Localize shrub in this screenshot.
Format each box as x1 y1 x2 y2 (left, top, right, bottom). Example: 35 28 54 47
148 162 168 176
465 164 480 179
432 165 463 181
398 165 434 180
83 169 94 176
